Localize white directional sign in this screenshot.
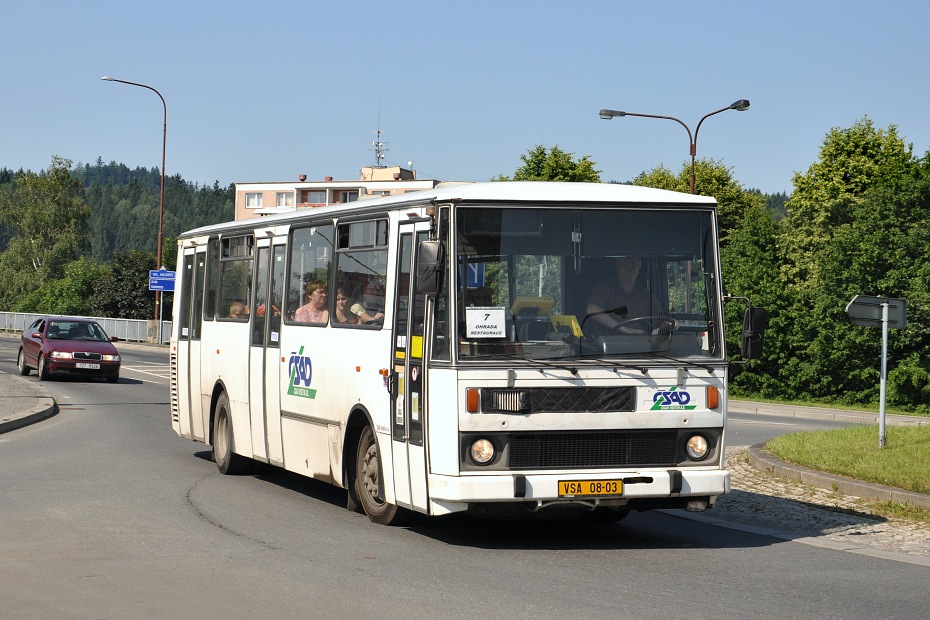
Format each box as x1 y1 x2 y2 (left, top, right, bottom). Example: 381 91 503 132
845 295 906 329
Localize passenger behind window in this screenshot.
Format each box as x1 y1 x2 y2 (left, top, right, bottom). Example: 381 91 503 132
294 281 329 324
228 301 249 319
349 279 385 324
333 288 358 324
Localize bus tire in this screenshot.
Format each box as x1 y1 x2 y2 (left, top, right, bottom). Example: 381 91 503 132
213 392 249 475
17 349 30 376
355 425 404 525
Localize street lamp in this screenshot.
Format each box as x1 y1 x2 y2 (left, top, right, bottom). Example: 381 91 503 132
101 76 167 342
598 99 750 194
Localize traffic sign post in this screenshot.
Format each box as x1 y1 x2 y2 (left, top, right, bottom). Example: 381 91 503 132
149 269 176 343
845 295 907 449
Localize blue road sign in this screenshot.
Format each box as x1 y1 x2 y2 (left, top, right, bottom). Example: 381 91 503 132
149 278 175 291
149 269 176 291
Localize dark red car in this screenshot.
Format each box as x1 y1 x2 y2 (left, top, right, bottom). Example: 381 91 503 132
17 317 121 383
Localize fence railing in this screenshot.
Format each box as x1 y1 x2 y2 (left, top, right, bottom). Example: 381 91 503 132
0 312 171 344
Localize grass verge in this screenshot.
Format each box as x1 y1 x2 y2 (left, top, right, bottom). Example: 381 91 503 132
766 424 930 524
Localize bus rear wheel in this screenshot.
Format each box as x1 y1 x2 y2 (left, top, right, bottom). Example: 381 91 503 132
213 392 249 475
355 425 404 525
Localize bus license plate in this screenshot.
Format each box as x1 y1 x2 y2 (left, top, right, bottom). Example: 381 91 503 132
76 363 100 369
558 479 623 497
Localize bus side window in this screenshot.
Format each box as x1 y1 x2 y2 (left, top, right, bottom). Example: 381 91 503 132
219 235 253 321
287 224 334 324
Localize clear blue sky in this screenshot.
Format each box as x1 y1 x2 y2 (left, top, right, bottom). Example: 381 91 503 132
3 1 928 195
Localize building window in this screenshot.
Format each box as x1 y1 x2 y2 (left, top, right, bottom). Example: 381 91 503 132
304 190 326 205
276 192 294 207
336 190 359 203
245 193 263 208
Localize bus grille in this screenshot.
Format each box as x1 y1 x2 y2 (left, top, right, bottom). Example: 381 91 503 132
508 431 678 469
482 386 634 414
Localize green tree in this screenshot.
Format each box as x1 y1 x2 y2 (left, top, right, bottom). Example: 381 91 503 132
780 117 914 288
90 250 157 319
0 157 90 307
773 118 922 406
497 145 601 182
15 257 110 316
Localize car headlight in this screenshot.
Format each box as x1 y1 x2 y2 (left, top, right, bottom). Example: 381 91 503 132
102 355 120 362
470 439 495 465
685 434 709 460
50 351 73 359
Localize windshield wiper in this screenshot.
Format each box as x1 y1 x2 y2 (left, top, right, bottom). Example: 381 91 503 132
637 350 718 374
474 352 580 376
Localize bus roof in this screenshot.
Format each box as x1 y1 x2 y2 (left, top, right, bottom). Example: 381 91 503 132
180 181 717 238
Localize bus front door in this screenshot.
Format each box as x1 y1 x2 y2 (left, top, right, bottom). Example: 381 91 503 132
390 224 430 512
176 247 207 441
248 239 286 465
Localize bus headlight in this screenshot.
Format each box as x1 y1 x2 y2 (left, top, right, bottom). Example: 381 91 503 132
470 439 495 465
685 435 709 460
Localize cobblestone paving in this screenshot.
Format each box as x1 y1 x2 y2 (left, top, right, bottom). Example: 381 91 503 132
712 447 930 560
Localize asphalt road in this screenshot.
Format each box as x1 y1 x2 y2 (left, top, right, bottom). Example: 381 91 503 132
1 339 927 619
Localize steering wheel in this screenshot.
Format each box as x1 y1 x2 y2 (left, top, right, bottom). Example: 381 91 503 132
614 315 676 335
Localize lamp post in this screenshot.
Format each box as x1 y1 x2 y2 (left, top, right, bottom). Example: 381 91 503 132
598 99 749 194
101 76 167 342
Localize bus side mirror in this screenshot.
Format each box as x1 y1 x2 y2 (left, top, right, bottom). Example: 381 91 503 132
416 240 444 295
741 307 769 360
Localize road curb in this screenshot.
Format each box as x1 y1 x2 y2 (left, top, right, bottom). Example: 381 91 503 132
0 396 57 433
747 442 930 511
729 399 929 426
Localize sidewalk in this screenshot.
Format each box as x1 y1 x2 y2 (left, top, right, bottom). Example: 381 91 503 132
0 371 56 433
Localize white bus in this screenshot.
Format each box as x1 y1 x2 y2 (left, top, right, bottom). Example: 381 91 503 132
170 181 766 524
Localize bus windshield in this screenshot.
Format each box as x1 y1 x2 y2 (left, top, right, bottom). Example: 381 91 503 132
454 205 721 362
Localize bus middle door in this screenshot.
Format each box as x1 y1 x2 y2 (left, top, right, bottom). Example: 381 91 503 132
390 223 430 512
248 237 286 465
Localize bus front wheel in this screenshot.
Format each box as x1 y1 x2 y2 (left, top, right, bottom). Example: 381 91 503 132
355 425 404 525
213 392 249 475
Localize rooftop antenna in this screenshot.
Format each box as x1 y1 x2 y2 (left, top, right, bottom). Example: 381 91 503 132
371 100 388 168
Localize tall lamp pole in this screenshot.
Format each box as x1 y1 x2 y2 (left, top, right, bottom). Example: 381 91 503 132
101 76 167 342
599 99 750 194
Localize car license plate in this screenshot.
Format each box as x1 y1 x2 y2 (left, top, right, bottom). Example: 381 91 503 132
558 479 623 497
76 362 100 369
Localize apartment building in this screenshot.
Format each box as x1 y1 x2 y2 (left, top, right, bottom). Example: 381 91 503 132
233 166 440 220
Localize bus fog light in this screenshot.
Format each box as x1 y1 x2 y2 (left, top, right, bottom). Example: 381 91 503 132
470 439 495 464
685 435 709 460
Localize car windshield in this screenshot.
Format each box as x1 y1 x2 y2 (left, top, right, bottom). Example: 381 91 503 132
48 321 109 342
451 205 722 363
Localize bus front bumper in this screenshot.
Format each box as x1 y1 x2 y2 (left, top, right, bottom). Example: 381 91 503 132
427 468 729 513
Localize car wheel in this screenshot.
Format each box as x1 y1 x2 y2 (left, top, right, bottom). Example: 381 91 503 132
37 354 50 381
212 392 250 475
354 425 406 525
17 349 30 376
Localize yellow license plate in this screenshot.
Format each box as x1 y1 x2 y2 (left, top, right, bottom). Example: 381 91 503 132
558 479 623 497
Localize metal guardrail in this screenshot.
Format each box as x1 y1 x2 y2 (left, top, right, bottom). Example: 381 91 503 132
0 312 171 344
